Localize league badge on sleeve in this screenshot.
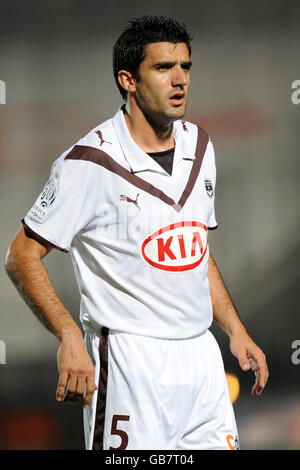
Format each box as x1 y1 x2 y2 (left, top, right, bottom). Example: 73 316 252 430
29 178 57 222
204 179 214 199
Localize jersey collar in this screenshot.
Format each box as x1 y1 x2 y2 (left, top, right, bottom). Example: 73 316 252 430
112 106 195 175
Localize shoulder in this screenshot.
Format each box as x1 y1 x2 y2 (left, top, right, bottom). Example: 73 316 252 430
50 117 116 172
76 117 114 149
173 118 213 159
174 118 211 144
175 118 209 133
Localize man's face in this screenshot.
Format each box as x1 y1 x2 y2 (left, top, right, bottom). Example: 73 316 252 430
133 42 192 125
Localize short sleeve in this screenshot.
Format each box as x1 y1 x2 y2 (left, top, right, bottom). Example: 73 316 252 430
23 156 101 252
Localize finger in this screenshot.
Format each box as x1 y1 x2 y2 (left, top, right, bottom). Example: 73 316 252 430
83 376 98 409
250 359 269 396
83 381 98 408
76 375 86 396
56 371 68 402
250 356 269 393
251 371 260 396
258 361 269 389
66 375 86 404
256 371 269 395
63 374 77 402
249 357 258 371
253 382 264 396
238 355 251 371
244 357 260 396
258 370 268 392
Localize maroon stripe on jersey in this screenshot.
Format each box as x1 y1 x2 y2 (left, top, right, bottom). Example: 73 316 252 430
65 126 209 211
92 327 109 451
21 219 69 253
65 146 176 207
177 126 209 210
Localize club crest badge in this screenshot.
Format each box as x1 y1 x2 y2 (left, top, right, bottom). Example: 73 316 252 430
204 179 214 199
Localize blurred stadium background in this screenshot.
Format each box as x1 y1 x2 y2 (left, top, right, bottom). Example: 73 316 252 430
0 0 299 450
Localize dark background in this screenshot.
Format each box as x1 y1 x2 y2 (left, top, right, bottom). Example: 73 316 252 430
0 0 299 450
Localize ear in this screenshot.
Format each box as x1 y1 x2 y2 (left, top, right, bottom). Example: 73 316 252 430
118 70 137 95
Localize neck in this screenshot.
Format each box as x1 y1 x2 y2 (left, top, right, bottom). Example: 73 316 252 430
123 102 175 153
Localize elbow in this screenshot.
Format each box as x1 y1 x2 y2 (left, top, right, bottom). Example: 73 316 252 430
5 227 46 282
4 238 23 281
4 244 15 279
5 228 27 278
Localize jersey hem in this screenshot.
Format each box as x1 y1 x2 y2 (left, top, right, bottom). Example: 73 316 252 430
21 219 69 253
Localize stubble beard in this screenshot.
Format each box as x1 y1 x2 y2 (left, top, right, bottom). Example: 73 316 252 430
140 96 188 132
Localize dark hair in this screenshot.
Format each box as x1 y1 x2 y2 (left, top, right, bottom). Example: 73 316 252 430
113 15 193 101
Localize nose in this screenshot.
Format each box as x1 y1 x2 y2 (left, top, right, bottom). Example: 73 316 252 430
171 65 188 88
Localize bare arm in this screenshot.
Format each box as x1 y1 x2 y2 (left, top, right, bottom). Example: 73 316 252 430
5 227 97 408
207 252 269 396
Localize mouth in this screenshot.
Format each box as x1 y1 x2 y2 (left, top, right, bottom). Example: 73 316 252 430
169 92 185 106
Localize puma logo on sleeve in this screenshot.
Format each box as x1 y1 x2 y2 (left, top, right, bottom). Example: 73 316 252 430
95 130 112 147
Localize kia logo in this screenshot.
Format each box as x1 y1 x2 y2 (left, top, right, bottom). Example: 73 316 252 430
141 221 208 271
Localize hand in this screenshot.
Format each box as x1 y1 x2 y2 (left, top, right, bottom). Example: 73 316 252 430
229 327 269 396
56 328 98 408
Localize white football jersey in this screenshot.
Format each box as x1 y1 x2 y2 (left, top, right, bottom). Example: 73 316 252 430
23 106 218 339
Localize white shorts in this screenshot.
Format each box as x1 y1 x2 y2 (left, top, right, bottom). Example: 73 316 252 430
83 328 239 450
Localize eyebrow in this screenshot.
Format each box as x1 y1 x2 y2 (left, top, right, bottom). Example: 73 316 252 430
154 60 192 69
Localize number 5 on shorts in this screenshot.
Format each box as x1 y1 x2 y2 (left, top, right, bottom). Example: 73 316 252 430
109 414 130 450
